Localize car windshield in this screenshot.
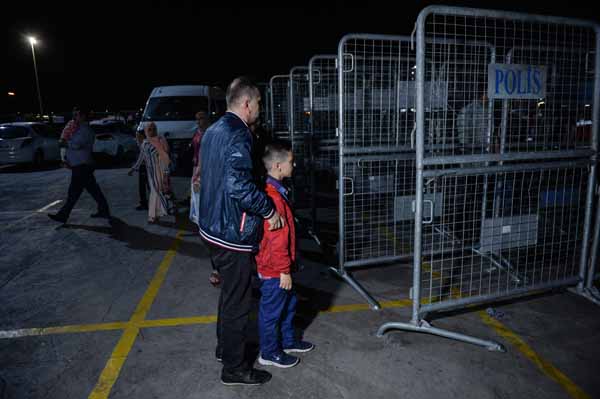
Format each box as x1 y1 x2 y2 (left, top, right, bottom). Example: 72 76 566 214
142 96 209 121
0 126 29 139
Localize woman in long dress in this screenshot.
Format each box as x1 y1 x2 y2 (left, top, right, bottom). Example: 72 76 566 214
129 122 172 223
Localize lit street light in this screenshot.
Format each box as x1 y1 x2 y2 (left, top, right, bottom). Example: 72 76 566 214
28 36 43 116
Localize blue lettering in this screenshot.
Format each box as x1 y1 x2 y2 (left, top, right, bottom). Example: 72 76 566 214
517 70 527 94
533 70 542 94
527 66 532 93
495 69 504 94
505 70 516 94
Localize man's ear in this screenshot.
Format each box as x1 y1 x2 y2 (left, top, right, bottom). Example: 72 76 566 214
243 97 251 109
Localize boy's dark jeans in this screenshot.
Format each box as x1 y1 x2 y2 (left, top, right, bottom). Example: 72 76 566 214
258 278 297 357
208 244 254 372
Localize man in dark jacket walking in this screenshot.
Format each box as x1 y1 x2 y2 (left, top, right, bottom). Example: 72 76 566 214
198 77 284 386
48 106 110 224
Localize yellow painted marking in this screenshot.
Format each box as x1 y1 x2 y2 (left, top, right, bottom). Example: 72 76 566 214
382 227 589 398
0 300 412 340
480 311 591 399
88 231 183 399
130 234 181 323
88 327 139 399
2 226 589 399
0 322 128 339
139 315 218 328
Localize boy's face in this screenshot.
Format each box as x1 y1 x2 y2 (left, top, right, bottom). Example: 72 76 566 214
277 152 294 179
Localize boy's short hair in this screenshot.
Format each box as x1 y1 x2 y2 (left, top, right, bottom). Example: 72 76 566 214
263 140 292 170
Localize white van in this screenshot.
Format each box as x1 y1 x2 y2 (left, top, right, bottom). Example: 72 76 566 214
138 85 226 173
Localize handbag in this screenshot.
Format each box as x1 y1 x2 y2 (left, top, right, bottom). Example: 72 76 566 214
189 181 200 225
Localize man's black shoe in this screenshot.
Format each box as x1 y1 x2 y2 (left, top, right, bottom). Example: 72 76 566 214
221 368 272 386
90 211 111 219
48 213 67 224
136 204 148 211
215 346 223 362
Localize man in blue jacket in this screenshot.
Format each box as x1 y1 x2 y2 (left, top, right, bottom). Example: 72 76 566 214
198 77 284 386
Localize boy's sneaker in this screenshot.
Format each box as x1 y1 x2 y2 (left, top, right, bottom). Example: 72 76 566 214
283 341 314 353
258 352 299 368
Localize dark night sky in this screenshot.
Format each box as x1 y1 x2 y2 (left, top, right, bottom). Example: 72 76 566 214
2 1 598 115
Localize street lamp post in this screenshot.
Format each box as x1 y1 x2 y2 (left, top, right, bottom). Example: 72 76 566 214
28 36 43 116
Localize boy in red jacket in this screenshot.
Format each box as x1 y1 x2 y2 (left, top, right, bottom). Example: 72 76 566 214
256 141 314 368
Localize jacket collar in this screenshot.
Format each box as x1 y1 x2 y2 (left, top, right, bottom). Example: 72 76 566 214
226 111 248 128
266 176 289 203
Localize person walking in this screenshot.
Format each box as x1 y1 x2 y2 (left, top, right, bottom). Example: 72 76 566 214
128 122 173 223
48 106 110 224
190 110 222 287
135 129 149 211
197 77 284 386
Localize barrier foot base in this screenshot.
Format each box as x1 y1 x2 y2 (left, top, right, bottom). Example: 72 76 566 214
376 319 506 352
329 267 381 310
569 286 600 306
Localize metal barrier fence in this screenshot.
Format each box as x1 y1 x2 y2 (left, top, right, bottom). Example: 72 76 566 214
308 55 339 234
257 81 270 130
377 5 600 350
269 75 291 140
336 34 419 309
289 66 311 205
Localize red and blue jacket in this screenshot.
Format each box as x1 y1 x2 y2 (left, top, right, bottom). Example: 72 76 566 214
255 177 296 278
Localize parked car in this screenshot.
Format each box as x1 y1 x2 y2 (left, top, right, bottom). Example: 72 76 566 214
90 120 138 161
0 122 61 166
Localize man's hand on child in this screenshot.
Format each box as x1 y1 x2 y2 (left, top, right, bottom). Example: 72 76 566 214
280 273 292 290
267 211 285 231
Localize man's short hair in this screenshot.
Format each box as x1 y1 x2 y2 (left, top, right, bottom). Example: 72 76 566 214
262 140 292 169
226 77 259 108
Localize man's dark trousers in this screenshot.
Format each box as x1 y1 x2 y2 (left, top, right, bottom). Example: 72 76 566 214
57 164 109 219
138 163 149 207
207 244 253 372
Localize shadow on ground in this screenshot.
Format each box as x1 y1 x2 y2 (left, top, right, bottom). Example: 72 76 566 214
61 214 208 259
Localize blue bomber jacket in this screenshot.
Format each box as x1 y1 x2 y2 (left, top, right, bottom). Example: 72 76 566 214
197 112 274 252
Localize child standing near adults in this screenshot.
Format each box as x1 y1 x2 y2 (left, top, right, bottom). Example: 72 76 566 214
255 140 314 369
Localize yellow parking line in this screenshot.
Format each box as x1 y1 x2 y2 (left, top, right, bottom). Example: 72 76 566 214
139 315 218 328
389 234 590 398
0 322 128 339
479 311 591 399
88 231 183 399
323 299 413 314
2 226 590 399
88 327 139 399
0 299 411 340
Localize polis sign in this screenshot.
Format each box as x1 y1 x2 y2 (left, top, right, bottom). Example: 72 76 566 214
488 63 546 99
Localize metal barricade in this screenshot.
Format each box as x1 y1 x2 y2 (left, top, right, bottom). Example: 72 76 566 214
256 81 270 130
289 66 311 206
307 55 339 237
269 75 291 140
336 34 420 309
378 5 600 350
